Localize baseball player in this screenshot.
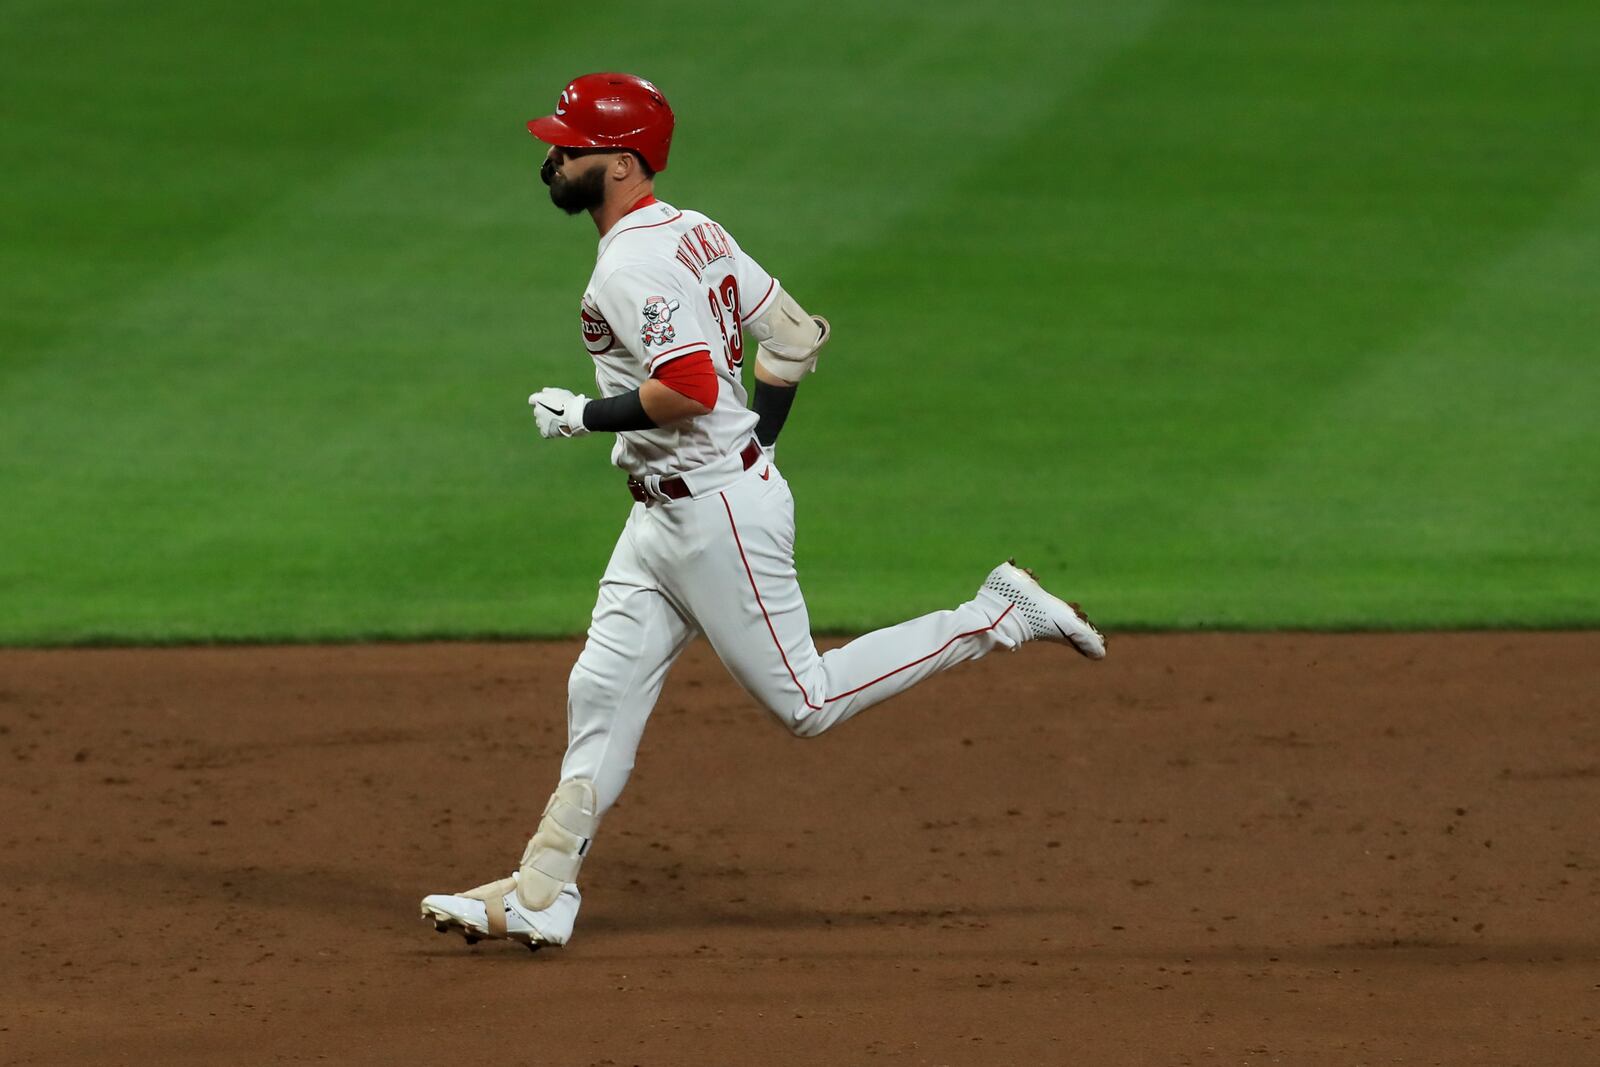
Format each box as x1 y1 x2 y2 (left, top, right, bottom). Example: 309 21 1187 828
421 73 1107 951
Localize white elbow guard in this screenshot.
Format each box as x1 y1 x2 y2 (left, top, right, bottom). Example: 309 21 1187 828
750 289 829 383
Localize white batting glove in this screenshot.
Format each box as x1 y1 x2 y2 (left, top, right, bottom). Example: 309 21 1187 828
528 387 591 439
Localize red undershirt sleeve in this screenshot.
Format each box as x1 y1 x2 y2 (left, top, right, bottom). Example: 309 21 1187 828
651 350 719 409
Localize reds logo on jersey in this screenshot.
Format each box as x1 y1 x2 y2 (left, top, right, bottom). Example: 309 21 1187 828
580 302 613 356
639 295 680 347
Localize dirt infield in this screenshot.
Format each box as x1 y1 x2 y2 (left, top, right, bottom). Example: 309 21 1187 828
2 634 1597 1065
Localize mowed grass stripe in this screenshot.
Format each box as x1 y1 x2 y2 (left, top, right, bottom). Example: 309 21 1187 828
0 1 578 366
2 5 601 641
1174 165 1600 627
1 2 1164 642
3 2 1596 640
792 0 1600 630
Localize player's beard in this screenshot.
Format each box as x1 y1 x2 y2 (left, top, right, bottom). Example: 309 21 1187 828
545 161 607 216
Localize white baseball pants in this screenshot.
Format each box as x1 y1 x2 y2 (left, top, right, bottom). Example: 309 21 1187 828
559 450 1024 814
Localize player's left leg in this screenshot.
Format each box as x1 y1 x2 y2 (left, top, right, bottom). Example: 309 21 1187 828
664 460 1103 738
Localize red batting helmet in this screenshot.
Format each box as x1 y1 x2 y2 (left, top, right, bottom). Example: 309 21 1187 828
527 73 675 173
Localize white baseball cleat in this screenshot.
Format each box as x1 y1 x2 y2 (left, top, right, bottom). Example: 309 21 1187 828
981 559 1107 659
420 873 580 952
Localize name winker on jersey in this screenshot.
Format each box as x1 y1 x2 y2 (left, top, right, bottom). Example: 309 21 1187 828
420 71 1107 952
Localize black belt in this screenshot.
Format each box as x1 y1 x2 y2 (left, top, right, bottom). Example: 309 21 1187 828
628 440 763 503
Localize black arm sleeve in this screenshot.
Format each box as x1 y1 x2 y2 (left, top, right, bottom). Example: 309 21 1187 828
581 389 658 433
752 379 798 448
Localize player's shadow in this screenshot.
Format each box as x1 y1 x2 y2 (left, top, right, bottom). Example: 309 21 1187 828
579 897 1074 936
53 857 1596 973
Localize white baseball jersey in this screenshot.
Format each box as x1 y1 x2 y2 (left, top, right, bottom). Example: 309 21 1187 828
579 197 779 478
427 187 1066 949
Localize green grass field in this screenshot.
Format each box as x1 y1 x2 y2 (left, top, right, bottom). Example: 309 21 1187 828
3 0 1597 643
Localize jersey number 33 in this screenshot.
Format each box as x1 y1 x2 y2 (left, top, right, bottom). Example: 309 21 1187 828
706 274 743 369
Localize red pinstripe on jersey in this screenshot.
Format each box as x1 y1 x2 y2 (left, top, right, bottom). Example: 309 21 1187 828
740 278 777 324
605 209 683 246
645 340 708 369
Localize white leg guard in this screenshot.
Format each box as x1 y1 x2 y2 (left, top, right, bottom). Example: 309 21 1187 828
516 779 599 910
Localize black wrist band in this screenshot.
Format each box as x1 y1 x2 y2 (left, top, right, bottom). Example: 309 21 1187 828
752 378 798 447
582 389 658 433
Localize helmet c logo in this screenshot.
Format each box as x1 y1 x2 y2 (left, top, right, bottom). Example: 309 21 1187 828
556 90 569 116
